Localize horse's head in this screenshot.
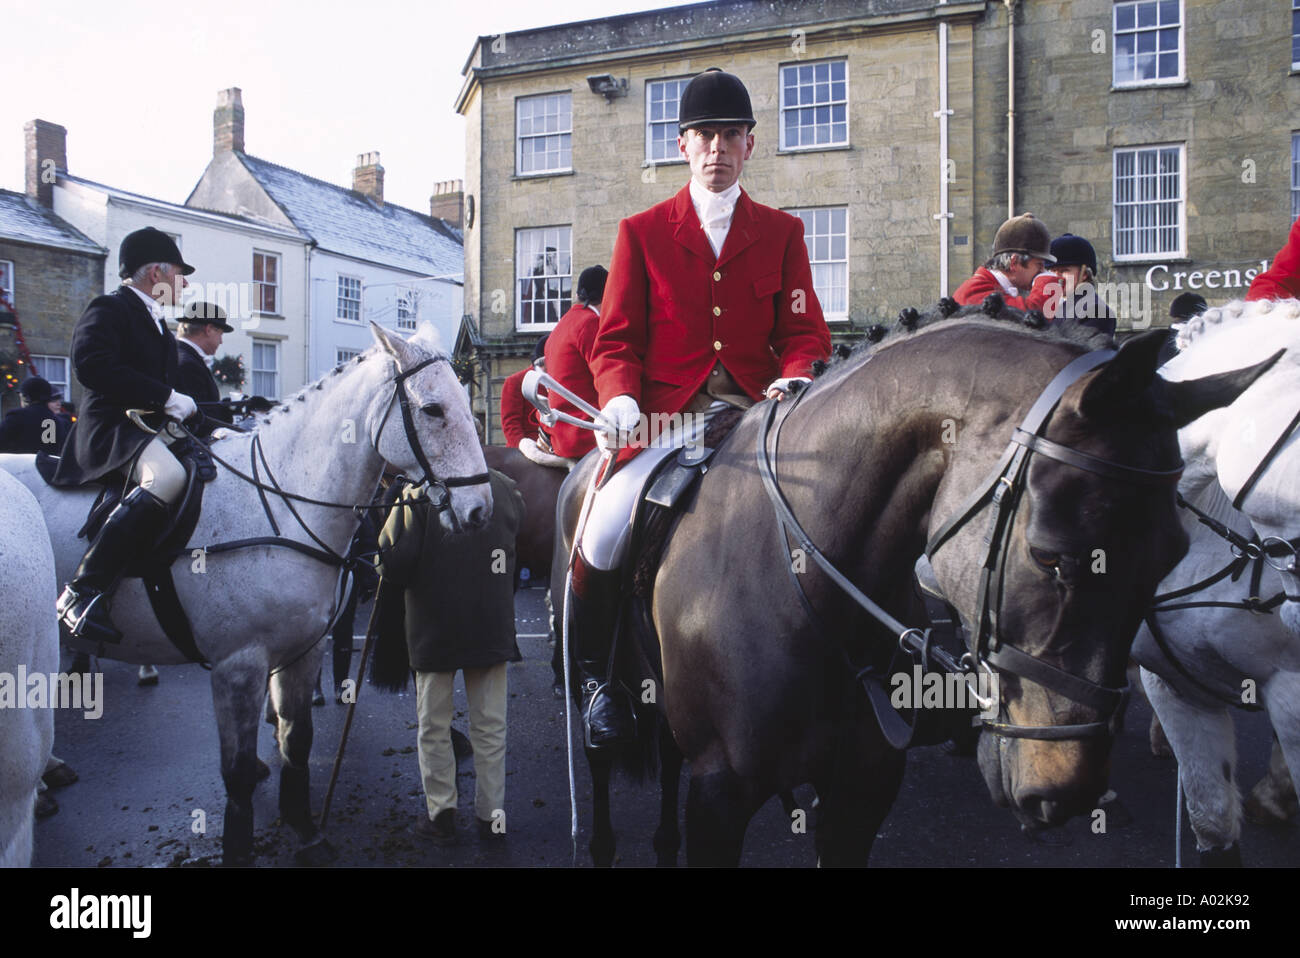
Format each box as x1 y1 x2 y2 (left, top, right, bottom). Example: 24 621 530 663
369 322 492 532
927 325 1278 828
1162 299 1300 638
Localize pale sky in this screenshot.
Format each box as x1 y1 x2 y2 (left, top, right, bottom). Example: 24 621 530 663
1 0 707 215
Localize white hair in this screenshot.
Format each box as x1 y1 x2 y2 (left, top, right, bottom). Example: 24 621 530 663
126 262 167 286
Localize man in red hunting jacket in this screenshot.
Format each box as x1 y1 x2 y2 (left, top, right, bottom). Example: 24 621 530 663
1247 213 1300 302
540 265 607 461
571 68 831 748
953 213 1058 313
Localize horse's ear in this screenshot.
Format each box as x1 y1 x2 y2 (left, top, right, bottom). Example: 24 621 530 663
370 321 417 367
1076 329 1166 419
1159 349 1284 429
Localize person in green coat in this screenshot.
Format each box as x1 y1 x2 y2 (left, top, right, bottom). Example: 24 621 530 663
376 469 525 844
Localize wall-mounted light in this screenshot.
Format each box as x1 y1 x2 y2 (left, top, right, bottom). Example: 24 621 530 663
586 74 628 102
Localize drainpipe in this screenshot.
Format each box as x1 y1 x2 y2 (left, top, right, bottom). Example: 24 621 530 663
935 4 953 297
1005 0 1017 219
303 240 315 387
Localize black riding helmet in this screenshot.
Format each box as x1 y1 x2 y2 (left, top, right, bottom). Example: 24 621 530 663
677 68 756 133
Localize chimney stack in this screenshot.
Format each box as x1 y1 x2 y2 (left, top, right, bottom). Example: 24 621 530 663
430 179 464 228
214 88 245 155
24 120 67 208
353 152 384 205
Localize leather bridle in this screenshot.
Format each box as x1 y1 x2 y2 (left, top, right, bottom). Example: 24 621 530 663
758 348 1185 749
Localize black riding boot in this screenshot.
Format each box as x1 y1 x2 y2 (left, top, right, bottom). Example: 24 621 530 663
570 556 636 749
57 487 170 643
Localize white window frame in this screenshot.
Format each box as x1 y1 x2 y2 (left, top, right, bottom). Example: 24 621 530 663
1113 0 1185 88
778 58 849 151
0 260 13 305
516 93 573 177
252 250 280 316
786 207 848 322
1293 1 1300 71
396 288 417 332
515 226 572 332
337 275 363 324
645 77 691 165
1113 143 1187 262
251 340 280 399
30 355 69 396
1293 133 1300 224
335 347 361 366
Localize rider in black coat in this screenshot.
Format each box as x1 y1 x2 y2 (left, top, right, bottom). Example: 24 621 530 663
174 301 235 438
54 227 200 644
0 376 71 453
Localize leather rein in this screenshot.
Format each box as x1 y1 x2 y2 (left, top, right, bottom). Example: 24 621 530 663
185 355 489 568
758 348 1185 748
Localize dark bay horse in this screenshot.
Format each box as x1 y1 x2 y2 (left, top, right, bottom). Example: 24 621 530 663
555 303 1276 866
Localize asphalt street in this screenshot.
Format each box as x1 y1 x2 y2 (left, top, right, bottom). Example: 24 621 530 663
29 586 1300 869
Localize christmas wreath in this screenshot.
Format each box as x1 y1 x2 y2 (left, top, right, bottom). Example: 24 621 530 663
211 354 245 387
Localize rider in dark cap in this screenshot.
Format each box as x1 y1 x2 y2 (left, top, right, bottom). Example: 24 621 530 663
52 226 201 643
0 376 71 453
1046 233 1116 337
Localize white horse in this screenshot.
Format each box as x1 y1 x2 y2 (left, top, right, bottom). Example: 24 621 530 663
1134 298 1300 866
0 469 58 867
0 322 490 865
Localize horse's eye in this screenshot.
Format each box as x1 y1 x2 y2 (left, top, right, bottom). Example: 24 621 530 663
1029 547 1060 573
421 402 444 419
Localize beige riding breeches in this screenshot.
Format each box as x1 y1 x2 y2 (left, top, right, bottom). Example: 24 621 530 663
130 434 187 504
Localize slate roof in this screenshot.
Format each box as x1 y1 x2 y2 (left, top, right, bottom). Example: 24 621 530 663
236 154 463 278
0 189 104 254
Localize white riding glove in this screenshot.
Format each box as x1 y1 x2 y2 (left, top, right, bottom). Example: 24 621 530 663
595 395 640 452
765 377 810 400
164 389 198 421
209 428 236 441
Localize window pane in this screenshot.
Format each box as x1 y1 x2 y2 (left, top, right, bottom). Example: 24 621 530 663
1137 2 1157 28
1116 4 1135 31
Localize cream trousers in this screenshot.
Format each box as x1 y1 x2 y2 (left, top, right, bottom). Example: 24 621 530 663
415 663 508 824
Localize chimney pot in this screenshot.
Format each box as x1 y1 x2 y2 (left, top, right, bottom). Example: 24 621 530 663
214 87 245 156
353 152 384 205
24 119 67 208
429 179 464 229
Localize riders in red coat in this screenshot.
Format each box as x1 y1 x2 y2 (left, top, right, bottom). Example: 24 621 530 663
1247 213 1300 301
499 368 540 448
542 302 601 459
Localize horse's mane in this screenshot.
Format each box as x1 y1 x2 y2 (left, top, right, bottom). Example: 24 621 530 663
811 295 1112 381
1175 297 1300 351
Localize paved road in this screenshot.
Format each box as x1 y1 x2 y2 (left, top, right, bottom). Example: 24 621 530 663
31 586 1299 868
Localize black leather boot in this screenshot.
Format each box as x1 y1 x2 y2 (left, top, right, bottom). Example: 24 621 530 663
57 486 169 643
570 556 636 749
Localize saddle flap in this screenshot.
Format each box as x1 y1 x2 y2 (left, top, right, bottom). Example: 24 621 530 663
644 446 716 510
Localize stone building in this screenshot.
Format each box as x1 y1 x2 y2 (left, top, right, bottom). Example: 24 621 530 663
455 0 1298 443
0 127 106 414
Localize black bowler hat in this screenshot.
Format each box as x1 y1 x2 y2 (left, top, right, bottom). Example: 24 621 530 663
1049 234 1098 275
678 68 756 133
118 227 195 280
1169 292 1208 320
577 265 608 305
19 375 60 403
181 300 235 332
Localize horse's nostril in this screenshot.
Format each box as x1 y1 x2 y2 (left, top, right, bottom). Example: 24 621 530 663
468 506 485 528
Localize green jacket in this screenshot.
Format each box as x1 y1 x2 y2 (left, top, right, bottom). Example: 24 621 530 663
376 470 525 672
